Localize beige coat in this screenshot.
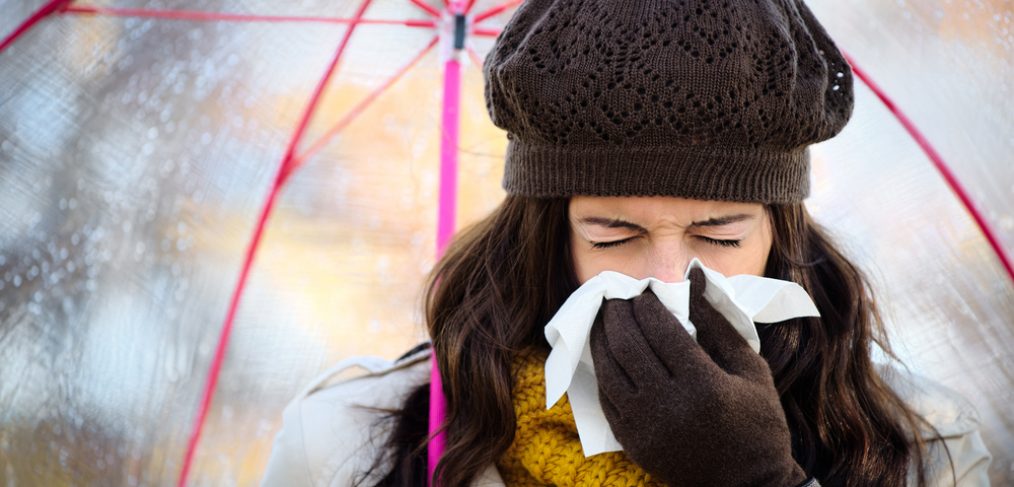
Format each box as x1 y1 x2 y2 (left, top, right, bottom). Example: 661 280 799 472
260 347 991 486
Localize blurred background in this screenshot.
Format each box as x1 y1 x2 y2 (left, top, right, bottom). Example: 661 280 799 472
0 0 1010 485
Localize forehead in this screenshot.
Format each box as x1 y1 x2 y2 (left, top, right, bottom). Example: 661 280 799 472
568 195 763 223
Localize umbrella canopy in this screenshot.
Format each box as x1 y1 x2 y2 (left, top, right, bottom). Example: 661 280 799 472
0 0 1010 485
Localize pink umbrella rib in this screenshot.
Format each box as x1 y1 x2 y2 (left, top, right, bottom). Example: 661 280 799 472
292 35 439 169
409 0 442 19
176 1 378 486
61 5 435 28
0 0 72 53
471 27 500 38
465 46 484 68
471 0 522 25
844 52 1014 283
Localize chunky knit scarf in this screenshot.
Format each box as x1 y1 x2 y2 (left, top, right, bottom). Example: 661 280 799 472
495 349 665 486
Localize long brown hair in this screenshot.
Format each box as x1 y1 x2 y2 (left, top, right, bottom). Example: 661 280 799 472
370 195 939 486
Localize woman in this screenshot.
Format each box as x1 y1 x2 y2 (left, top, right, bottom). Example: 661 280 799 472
262 0 992 485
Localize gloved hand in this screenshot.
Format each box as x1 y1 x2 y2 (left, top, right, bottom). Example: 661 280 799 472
589 267 809 487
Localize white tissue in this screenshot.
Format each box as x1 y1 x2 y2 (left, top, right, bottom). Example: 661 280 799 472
543 258 820 456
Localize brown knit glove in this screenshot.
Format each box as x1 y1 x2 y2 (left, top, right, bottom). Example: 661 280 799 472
589 267 808 487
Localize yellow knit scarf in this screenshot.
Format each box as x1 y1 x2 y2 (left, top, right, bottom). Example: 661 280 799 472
495 349 665 486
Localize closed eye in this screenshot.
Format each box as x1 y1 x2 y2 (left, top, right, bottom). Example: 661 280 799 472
696 236 742 248
591 237 637 249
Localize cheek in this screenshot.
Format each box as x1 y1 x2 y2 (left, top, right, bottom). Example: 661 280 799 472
570 235 639 284
702 240 770 277
571 243 605 284
707 223 772 277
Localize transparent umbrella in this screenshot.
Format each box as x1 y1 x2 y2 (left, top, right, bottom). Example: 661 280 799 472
0 0 1010 486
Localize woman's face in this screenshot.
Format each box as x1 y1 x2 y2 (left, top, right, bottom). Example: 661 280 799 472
568 196 773 284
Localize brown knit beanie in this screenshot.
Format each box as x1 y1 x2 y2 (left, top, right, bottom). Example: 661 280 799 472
483 0 854 203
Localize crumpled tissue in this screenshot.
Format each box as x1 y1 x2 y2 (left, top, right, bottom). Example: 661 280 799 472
543 257 821 456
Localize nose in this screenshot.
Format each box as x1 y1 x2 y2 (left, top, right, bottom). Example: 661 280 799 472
646 242 691 283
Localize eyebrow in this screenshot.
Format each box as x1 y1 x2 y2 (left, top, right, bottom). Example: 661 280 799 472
578 213 754 231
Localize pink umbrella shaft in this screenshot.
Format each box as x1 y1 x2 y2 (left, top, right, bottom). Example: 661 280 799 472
429 55 461 485
428 353 447 485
